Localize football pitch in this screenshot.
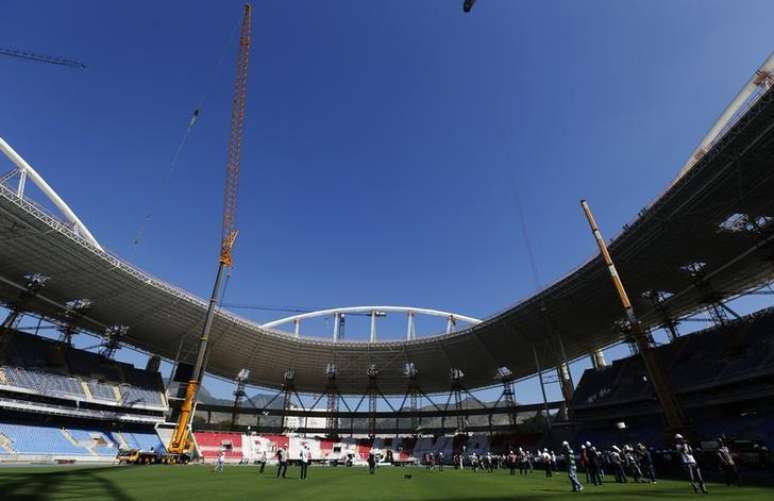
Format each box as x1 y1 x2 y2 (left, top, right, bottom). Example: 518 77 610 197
1 465 772 501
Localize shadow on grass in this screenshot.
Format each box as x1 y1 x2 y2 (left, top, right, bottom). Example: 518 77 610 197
0 467 131 501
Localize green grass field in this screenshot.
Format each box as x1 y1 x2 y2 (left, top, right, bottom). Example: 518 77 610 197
1 464 772 501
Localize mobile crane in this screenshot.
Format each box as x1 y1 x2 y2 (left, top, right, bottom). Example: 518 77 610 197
164 3 252 463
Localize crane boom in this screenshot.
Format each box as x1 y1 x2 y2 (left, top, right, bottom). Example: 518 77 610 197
220 5 251 268
167 3 252 459
0 47 86 69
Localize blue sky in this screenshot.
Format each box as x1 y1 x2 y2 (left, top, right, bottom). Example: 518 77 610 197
2 0 774 405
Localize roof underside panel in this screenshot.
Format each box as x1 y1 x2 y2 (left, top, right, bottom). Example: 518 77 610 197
1 88 774 395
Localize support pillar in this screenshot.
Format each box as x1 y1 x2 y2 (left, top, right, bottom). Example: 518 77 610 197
500 376 517 427
325 363 339 436
590 349 606 369
0 273 48 353
533 347 553 435
55 298 91 367
366 364 379 438
230 368 250 430
646 290 679 342
280 369 296 432
449 369 465 432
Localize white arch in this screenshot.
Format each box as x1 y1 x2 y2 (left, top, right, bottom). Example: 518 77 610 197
261 305 482 342
0 137 102 250
261 305 482 328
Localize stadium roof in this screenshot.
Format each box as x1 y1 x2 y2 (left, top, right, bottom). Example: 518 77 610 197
2 71 774 396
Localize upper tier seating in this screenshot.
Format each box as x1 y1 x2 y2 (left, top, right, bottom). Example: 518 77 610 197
572 307 774 410
0 330 165 410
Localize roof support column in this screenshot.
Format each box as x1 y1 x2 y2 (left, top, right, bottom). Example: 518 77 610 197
590 349 606 369
406 312 415 340
533 346 553 436
333 313 340 342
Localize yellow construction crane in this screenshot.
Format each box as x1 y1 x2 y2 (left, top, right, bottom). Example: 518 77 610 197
167 3 252 460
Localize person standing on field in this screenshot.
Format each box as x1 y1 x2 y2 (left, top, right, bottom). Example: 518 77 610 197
368 448 377 474
276 447 288 478
213 448 225 473
563 441 583 493
717 439 740 487
299 445 310 480
675 434 708 494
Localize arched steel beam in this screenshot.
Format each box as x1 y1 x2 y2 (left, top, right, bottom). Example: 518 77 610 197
0 136 102 250
261 305 481 330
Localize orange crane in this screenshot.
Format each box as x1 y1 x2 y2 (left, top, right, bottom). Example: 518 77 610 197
167 3 252 460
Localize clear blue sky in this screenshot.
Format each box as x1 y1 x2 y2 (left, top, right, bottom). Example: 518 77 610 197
2 0 774 405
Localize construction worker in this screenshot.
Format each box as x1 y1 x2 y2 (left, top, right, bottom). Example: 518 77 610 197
562 441 583 492
717 439 740 487
675 434 708 494
580 444 590 483
213 448 225 473
368 448 377 474
276 447 288 478
299 445 310 480
542 449 553 477
507 450 517 475
588 446 603 486
637 443 656 484
623 445 644 482
610 446 627 483
518 448 528 475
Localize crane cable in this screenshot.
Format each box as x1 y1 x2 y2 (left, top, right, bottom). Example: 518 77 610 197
510 181 542 292
131 110 200 248
131 18 242 250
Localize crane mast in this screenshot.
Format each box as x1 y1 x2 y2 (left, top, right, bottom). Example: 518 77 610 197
167 3 252 458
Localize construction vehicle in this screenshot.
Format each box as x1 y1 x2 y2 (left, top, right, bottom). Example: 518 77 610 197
116 448 167 465
164 3 252 463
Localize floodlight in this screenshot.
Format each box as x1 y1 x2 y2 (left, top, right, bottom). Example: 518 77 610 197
24 273 49 289
66 298 92 313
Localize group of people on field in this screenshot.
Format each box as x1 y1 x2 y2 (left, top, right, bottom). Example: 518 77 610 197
209 433 747 494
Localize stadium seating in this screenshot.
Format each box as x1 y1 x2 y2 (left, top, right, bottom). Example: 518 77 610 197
571 308 774 449
193 431 243 461
88 381 117 402
0 412 165 461
0 422 85 455
573 308 774 411
0 330 166 412
112 431 165 453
